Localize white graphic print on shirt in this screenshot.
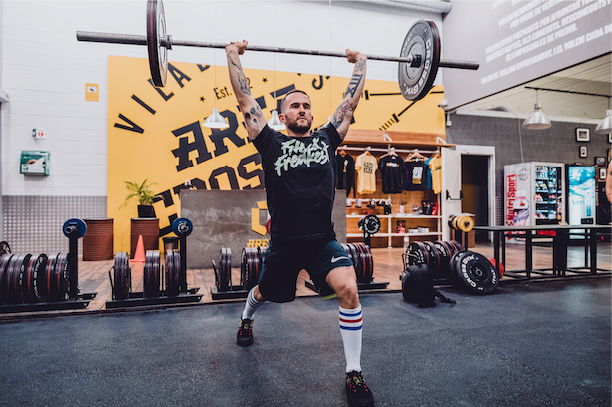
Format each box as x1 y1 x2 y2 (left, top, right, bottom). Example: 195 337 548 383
274 137 330 176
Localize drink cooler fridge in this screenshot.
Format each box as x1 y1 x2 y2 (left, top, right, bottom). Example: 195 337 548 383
566 165 597 239
504 162 565 228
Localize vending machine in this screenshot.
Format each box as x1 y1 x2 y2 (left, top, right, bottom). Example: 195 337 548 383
566 165 596 239
504 162 565 228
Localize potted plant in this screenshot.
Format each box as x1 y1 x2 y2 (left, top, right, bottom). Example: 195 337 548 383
120 179 158 218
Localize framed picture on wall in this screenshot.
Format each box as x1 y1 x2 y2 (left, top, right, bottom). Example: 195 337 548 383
576 128 590 142
579 145 588 158
595 157 607 167
608 149 612 163
609 133 612 143
599 167 607 181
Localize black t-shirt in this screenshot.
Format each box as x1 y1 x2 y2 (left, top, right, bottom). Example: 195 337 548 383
335 153 355 197
404 161 427 191
253 124 341 241
379 155 405 193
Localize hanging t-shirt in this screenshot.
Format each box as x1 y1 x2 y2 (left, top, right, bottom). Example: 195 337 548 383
428 156 442 194
424 157 433 190
379 154 405 193
404 161 426 191
335 153 355 197
355 152 377 194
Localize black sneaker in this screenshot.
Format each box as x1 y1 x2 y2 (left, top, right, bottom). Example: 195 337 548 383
236 318 253 347
345 370 374 407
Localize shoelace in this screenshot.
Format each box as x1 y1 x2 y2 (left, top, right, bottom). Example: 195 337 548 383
347 373 369 392
239 320 252 333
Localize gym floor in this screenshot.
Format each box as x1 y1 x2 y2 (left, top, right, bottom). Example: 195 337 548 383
0 276 610 406
0 243 610 406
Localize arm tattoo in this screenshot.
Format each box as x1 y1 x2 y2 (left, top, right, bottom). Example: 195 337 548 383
228 50 251 96
331 100 353 128
343 59 366 98
244 105 265 132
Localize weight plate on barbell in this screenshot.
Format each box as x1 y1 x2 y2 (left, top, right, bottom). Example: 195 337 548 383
451 251 498 294
171 217 193 238
144 250 161 298
398 19 440 101
147 0 168 87
63 218 87 238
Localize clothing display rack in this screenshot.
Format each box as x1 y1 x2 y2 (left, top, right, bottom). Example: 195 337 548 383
338 145 440 155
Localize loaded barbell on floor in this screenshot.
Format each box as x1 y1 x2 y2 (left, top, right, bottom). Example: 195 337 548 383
76 0 479 101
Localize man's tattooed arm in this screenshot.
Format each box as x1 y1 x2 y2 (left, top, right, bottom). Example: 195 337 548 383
226 41 264 141
332 52 367 140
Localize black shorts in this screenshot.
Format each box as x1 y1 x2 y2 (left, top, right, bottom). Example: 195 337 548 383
258 238 354 303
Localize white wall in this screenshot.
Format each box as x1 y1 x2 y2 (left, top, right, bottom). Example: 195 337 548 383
0 0 442 197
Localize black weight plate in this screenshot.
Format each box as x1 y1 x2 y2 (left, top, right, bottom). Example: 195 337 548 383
23 254 47 303
144 250 161 298
51 253 70 302
3 254 19 304
398 20 441 101
0 241 10 254
454 251 499 294
171 217 193 238
433 241 453 280
361 215 381 235
422 242 441 278
0 254 14 305
113 252 130 300
406 242 429 267
217 247 231 292
356 242 374 283
241 247 259 291
63 218 87 238
449 240 464 253
346 243 362 282
44 253 59 302
147 0 168 87
353 243 367 283
6 254 29 304
165 250 180 296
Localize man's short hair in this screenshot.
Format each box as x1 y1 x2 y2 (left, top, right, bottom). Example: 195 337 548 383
280 90 310 113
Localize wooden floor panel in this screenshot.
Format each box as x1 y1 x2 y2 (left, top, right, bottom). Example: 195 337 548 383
1 242 609 318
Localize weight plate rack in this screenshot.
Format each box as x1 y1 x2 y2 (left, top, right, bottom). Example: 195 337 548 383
106 248 201 309
212 246 266 300
402 240 498 294
305 242 388 295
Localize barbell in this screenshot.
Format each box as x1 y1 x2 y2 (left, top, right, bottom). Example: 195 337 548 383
76 0 478 102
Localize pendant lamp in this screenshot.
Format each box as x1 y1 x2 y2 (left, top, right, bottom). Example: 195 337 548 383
523 89 551 130
595 98 612 135
267 110 285 131
203 107 229 129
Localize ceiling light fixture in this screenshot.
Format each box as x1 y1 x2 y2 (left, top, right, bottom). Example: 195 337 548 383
523 88 551 130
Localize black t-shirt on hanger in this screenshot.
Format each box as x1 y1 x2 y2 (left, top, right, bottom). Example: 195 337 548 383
335 153 355 197
379 155 405 193
404 161 427 191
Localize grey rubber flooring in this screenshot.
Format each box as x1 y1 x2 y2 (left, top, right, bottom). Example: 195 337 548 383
1 278 610 407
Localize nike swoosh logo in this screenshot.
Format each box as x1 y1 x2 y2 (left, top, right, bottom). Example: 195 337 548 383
331 256 350 263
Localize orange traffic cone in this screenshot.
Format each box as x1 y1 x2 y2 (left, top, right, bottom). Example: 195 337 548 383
133 235 145 262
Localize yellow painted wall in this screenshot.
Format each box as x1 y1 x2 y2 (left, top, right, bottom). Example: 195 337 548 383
108 55 445 254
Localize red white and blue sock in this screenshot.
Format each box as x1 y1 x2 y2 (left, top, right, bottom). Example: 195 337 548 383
242 287 265 320
339 305 363 373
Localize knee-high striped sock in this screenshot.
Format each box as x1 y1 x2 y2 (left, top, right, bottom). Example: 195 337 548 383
339 305 363 373
242 287 265 320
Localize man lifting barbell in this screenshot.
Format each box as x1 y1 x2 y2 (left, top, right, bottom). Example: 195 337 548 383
226 40 373 407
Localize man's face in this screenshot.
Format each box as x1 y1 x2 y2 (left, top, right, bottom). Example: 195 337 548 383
280 92 313 134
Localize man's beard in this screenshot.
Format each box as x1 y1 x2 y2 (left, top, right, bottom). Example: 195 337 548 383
285 116 312 134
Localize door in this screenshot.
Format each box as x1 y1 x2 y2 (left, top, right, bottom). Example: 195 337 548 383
442 148 462 241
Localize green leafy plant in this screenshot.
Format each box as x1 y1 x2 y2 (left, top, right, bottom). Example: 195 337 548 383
119 179 158 208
